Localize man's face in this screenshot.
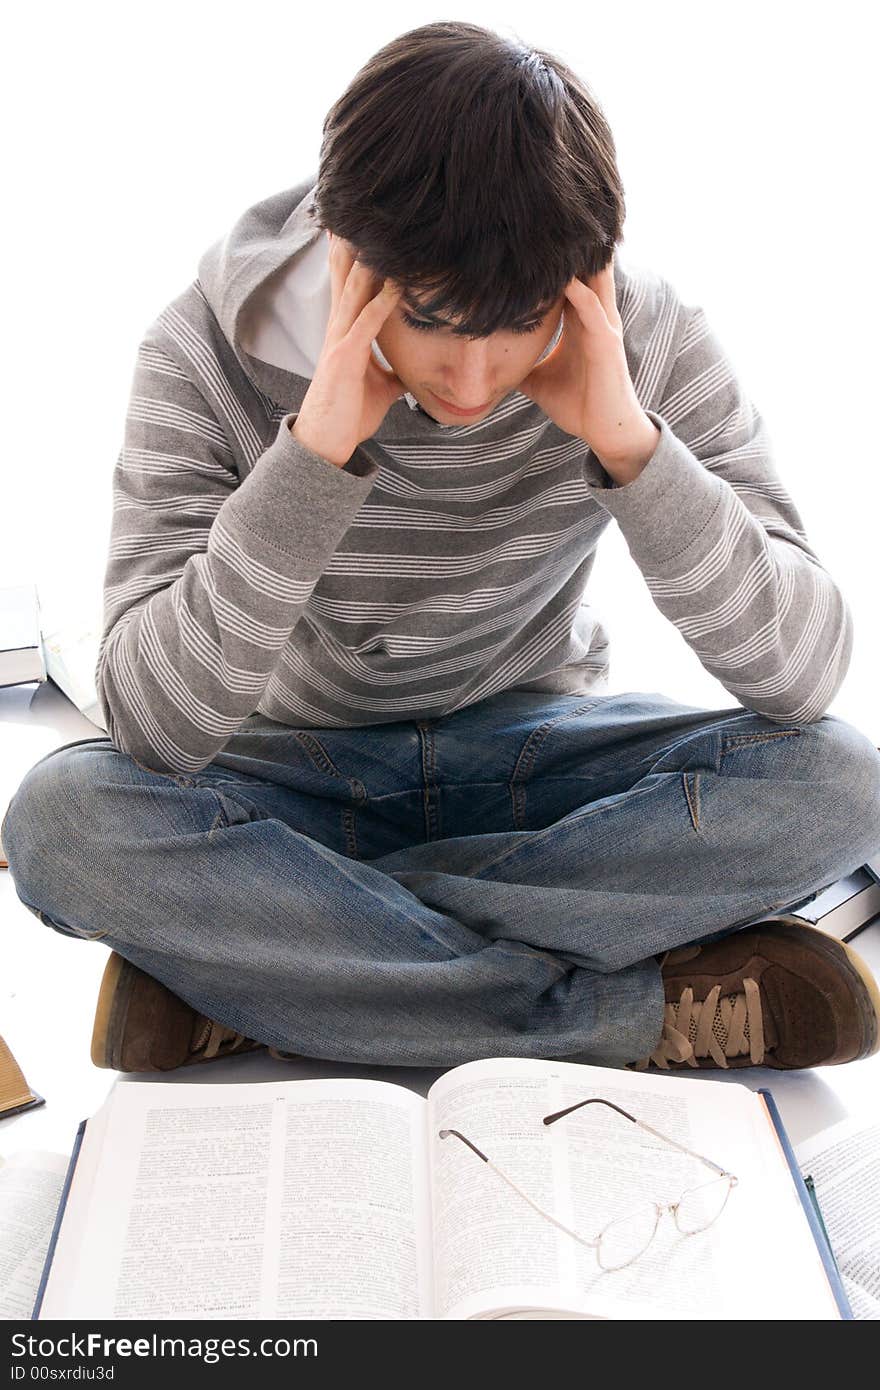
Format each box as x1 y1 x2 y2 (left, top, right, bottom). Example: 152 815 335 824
374 286 567 423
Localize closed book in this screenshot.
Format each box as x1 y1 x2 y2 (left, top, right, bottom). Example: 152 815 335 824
40 622 106 730
785 869 880 942
0 584 46 689
0 1034 44 1120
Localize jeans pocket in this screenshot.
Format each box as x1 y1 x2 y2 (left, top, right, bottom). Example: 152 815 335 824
511 697 607 784
720 727 803 758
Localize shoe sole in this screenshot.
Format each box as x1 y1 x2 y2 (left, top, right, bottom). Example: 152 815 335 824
89 950 129 1070
759 914 880 1064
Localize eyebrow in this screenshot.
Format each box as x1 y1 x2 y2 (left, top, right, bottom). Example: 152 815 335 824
402 295 556 329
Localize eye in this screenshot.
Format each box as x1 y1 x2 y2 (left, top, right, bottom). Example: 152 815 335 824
401 312 439 333
401 311 543 336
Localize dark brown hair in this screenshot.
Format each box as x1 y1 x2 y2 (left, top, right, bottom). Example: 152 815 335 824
311 21 626 338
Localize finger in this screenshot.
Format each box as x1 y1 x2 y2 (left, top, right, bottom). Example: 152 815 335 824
327 234 371 301
327 237 385 343
327 232 348 326
563 279 600 329
585 257 620 327
565 274 615 333
327 234 361 324
352 278 403 346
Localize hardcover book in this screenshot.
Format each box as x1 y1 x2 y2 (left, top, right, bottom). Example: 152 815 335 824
21 1058 850 1320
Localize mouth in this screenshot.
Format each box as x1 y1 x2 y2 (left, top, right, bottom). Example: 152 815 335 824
429 390 493 417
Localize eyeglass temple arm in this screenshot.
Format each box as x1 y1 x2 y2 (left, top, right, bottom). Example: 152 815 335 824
541 1098 732 1179
438 1128 598 1250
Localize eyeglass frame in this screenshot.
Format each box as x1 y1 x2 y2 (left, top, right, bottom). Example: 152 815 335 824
438 1096 739 1272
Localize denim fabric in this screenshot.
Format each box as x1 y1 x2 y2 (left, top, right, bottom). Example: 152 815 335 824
4 690 880 1067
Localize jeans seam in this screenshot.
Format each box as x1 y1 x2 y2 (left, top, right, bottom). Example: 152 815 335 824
491 944 570 979
206 794 229 841
341 806 359 858
31 904 110 942
509 698 604 830
682 770 701 832
292 731 368 803
127 752 195 789
416 722 440 842
720 728 803 758
473 778 659 881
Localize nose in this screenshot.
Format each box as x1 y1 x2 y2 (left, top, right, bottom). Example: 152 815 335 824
442 339 496 407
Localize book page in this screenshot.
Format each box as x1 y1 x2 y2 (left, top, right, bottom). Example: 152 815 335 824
38 1078 432 1320
271 1080 432 1319
427 1058 840 1320
797 1115 880 1320
0 1150 68 1319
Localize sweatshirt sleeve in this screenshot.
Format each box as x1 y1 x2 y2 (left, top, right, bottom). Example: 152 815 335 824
583 304 853 724
95 337 379 775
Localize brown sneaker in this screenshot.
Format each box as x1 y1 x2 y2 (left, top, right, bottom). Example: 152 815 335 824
631 915 880 1071
90 951 298 1072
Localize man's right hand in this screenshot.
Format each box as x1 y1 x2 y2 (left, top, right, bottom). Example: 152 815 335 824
291 232 407 468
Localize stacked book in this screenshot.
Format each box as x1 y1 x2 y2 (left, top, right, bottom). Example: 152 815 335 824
784 859 880 943
0 583 106 867
0 582 104 726
0 584 46 688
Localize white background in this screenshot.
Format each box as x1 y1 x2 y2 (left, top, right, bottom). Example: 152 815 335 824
3 0 878 737
2 8 880 1287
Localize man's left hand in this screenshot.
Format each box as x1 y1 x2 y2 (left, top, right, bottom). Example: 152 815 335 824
520 256 660 480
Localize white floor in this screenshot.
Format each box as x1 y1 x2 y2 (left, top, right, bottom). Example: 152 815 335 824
2 679 880 1169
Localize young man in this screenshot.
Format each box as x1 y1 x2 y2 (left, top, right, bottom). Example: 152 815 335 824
4 22 880 1074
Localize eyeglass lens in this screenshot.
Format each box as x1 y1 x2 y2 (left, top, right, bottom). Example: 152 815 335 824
674 1177 734 1235
595 1176 734 1271
596 1202 662 1271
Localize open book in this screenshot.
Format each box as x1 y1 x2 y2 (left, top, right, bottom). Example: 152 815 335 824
797 1114 880 1320
5 1058 852 1320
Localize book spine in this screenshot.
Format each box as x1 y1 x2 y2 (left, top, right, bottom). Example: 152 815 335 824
31 1119 87 1319
757 1089 852 1319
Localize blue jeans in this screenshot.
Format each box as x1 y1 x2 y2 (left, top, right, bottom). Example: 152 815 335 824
4 690 880 1067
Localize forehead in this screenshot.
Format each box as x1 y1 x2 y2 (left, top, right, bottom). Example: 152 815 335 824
401 291 560 328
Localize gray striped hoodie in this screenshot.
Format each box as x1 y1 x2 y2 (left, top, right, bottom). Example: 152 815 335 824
95 174 852 775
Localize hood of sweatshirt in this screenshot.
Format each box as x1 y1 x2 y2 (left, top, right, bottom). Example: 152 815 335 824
197 174 327 404
197 173 605 432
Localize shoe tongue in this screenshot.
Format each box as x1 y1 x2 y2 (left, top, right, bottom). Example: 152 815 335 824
673 999 742 1055
673 986 778 1058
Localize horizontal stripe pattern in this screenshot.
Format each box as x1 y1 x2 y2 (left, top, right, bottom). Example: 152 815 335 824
94 264 852 774
628 306 852 724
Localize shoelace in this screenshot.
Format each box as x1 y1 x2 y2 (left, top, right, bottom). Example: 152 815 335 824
190 1018 298 1062
631 976 766 1070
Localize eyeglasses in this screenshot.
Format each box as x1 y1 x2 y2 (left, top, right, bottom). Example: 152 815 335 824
438 1096 739 1272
